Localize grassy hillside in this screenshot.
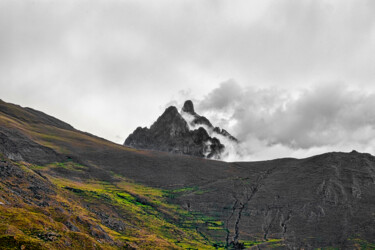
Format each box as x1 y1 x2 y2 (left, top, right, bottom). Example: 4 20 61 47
0 100 223 249
0 154 224 249
1 99 375 249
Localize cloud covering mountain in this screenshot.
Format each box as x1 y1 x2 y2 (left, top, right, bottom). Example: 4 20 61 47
180 81 375 161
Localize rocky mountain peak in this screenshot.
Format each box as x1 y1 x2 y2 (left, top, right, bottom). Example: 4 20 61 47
151 106 184 128
150 106 189 137
181 100 195 114
162 106 179 116
124 100 238 159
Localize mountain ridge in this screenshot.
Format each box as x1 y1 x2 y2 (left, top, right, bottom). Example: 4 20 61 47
0 99 374 249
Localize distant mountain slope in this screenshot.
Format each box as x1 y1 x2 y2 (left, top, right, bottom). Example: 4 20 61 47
124 100 237 159
0 99 375 249
0 99 74 131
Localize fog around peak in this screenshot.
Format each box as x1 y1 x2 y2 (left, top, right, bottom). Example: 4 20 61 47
182 81 375 161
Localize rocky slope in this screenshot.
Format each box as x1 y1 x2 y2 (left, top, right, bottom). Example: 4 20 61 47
124 100 237 159
1 99 375 249
172 151 375 249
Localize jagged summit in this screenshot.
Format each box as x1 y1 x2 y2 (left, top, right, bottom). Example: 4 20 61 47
124 100 238 159
164 105 179 115
151 106 187 131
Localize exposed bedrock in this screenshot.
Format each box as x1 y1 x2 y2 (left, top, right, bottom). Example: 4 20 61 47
124 100 237 159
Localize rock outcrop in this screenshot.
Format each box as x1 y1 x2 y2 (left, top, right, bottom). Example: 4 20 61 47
180 100 238 142
124 100 237 159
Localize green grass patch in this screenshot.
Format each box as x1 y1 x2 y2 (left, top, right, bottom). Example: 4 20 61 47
2 158 224 249
48 173 218 249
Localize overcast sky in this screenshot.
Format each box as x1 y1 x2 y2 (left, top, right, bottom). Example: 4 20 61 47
1 0 375 160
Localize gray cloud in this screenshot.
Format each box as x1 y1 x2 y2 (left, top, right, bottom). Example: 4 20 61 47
197 81 375 160
199 79 242 111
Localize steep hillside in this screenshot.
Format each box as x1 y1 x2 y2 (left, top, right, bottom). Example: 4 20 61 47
1 99 375 249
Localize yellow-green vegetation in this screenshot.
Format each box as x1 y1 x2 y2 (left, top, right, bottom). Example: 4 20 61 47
0 206 112 250
226 239 284 249
0 164 116 249
49 176 215 249
0 159 286 249
350 238 375 249
165 186 203 199
0 160 220 249
0 158 288 249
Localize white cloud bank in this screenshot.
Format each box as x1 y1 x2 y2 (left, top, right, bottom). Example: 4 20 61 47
193 80 375 161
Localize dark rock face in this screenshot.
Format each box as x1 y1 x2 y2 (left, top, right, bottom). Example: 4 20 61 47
124 100 237 159
181 100 195 114
213 127 238 142
169 151 375 249
0 157 56 206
